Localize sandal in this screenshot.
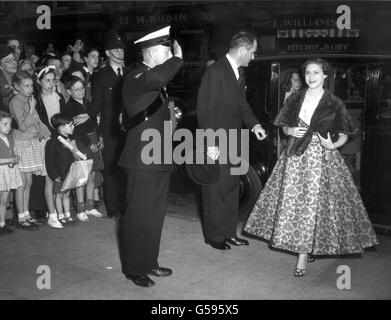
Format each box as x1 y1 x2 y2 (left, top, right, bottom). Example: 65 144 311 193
294 268 306 277
17 220 39 231
58 218 67 225
65 216 78 225
25 217 38 225
308 254 315 263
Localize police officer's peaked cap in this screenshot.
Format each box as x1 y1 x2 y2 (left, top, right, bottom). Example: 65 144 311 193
0 44 14 60
134 26 172 49
104 30 125 50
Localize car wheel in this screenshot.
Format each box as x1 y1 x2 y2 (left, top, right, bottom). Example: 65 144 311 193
239 164 263 222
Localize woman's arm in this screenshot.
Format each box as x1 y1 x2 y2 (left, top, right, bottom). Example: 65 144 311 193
0 157 16 165
283 126 308 138
317 132 348 150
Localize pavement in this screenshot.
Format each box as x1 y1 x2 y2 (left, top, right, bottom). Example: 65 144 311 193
0 192 390 300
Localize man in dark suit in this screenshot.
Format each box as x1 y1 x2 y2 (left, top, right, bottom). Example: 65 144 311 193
197 31 267 250
118 26 183 287
88 31 127 217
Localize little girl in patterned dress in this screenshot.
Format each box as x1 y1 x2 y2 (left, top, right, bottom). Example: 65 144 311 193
0 111 22 235
9 71 51 230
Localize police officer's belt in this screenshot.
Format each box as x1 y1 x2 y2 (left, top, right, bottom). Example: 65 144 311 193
123 93 165 131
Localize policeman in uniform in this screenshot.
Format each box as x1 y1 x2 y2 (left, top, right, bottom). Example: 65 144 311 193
89 30 127 217
118 26 183 287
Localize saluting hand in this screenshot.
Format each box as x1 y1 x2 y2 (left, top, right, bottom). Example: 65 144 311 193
173 40 183 59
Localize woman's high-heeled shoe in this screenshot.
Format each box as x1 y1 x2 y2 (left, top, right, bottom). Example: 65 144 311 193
308 254 315 263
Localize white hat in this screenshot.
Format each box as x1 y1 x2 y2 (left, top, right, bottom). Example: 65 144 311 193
134 26 171 48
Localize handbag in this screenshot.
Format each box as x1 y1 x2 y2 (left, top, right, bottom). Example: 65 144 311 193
60 159 93 192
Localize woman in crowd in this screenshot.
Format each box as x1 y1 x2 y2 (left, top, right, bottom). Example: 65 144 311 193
281 69 304 102
0 45 17 112
244 59 379 277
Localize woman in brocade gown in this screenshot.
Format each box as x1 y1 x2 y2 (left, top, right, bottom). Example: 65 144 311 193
243 59 379 277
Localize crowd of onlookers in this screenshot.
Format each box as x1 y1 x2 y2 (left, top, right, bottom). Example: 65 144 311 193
0 35 110 235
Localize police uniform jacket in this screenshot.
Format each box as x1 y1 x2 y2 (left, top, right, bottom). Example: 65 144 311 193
118 56 183 172
88 64 127 140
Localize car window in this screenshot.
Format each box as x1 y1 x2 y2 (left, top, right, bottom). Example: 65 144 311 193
377 66 391 119
333 65 366 108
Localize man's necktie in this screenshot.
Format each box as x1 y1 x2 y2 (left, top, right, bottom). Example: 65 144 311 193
238 67 245 87
117 67 122 77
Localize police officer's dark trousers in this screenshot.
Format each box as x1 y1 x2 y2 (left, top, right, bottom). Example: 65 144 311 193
119 169 171 276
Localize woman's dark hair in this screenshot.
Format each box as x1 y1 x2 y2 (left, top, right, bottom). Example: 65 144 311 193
0 110 12 121
50 112 73 129
59 51 72 59
302 59 332 75
12 70 33 87
65 75 86 90
82 47 100 59
281 69 303 92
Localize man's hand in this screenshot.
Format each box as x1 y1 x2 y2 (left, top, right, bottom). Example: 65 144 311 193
207 146 220 160
252 124 267 140
173 40 183 59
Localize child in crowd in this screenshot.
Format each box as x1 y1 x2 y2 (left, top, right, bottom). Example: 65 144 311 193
0 111 22 235
35 66 66 227
45 113 82 228
63 76 104 221
45 56 70 102
9 71 51 230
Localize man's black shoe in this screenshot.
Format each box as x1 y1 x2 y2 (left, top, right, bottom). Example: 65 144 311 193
147 267 173 277
225 236 249 246
205 240 231 250
126 274 155 287
16 220 39 231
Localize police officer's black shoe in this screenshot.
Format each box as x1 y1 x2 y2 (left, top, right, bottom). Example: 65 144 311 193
126 274 155 287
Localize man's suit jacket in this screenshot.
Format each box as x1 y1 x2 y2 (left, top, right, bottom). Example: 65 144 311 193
118 57 183 172
197 56 259 143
